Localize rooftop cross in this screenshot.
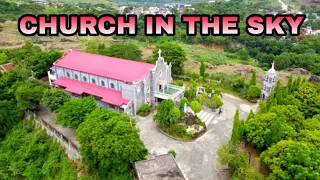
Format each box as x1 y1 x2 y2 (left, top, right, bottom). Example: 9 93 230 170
158 49 162 58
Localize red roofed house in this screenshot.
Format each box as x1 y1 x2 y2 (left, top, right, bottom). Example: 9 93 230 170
0 63 14 73
48 49 185 115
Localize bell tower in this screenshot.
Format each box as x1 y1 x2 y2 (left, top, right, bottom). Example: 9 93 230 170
261 62 277 100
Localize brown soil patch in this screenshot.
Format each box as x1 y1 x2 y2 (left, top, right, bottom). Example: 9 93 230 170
0 21 112 51
184 60 311 85
140 46 154 61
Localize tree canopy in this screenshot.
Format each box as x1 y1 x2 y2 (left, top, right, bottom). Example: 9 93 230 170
15 79 47 110
152 43 187 75
42 89 71 112
56 96 97 128
77 108 147 179
154 99 181 127
0 123 77 180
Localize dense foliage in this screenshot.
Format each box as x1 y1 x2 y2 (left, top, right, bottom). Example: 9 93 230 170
190 100 202 113
15 79 47 110
42 89 71 112
154 99 180 128
151 43 187 75
244 78 320 178
260 140 320 179
137 104 152 116
77 108 148 179
85 42 143 61
56 96 97 128
0 123 77 179
218 143 264 180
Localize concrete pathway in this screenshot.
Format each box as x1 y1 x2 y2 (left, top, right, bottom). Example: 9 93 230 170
137 93 258 180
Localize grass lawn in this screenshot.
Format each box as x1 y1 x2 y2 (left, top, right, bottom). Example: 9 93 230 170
158 125 192 141
178 43 258 66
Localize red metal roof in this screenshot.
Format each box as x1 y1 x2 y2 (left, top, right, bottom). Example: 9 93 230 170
0 63 13 72
54 50 155 83
53 77 130 106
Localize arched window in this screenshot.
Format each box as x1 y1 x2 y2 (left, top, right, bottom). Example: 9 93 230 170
101 81 105 86
159 70 162 77
83 76 87 82
66 72 70 78
74 74 78 80
110 83 115 89
92 78 96 84
146 86 150 93
266 75 269 82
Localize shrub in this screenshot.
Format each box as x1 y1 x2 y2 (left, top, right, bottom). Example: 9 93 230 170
231 77 245 91
173 80 184 86
174 124 188 137
195 117 205 126
168 150 177 158
247 85 261 102
190 100 202 113
137 104 151 116
212 94 223 108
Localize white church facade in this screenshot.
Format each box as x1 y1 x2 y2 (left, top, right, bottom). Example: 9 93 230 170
48 49 185 115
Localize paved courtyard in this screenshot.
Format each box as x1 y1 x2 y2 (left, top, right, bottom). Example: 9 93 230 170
137 93 258 180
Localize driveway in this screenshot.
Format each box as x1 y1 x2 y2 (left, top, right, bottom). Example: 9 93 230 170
137 93 258 180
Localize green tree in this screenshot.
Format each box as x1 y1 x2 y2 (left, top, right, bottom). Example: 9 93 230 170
287 75 293 93
217 143 264 180
42 89 71 112
0 123 77 180
77 109 147 179
154 99 180 128
185 80 197 100
231 77 245 91
0 52 8 64
211 94 223 108
190 100 202 113
260 140 320 180
249 70 256 86
258 101 268 114
247 110 255 120
56 96 97 128
295 82 320 118
15 79 46 110
230 109 245 145
247 85 261 101
0 100 22 139
152 43 187 75
245 112 297 150
200 60 206 80
104 44 142 61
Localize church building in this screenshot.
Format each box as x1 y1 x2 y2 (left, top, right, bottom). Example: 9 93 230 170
261 62 277 100
48 49 185 115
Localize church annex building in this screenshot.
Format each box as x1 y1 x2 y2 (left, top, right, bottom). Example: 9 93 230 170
48 49 185 115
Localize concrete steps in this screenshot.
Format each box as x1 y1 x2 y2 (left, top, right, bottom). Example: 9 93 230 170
196 110 216 126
